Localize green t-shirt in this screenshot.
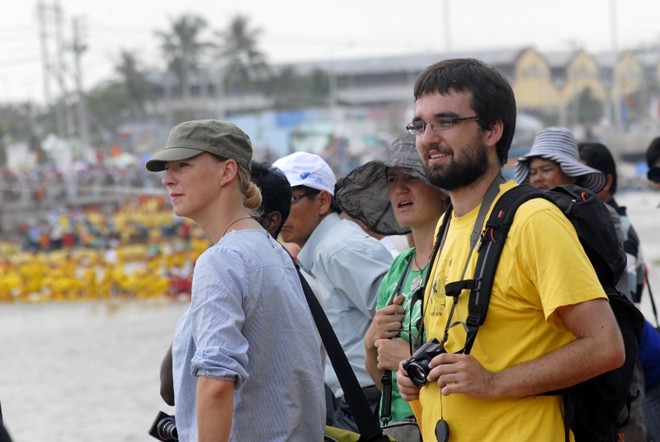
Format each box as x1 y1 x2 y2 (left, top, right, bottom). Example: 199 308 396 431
375 247 427 424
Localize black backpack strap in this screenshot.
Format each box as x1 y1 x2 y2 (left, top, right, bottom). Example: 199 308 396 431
459 184 573 442
463 184 545 354
292 258 388 442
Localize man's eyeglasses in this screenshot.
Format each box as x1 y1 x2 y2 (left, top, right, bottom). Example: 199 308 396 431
405 115 479 135
291 191 316 203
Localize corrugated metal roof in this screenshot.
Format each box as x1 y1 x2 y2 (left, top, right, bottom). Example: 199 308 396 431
275 47 524 76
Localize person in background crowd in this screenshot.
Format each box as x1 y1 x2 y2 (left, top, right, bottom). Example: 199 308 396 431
273 151 393 432
639 319 660 441
158 161 294 407
515 127 630 292
336 132 448 425
516 130 647 442
578 142 645 304
647 137 660 186
146 119 325 441
396 58 624 441
249 161 292 238
515 127 606 192
642 136 660 440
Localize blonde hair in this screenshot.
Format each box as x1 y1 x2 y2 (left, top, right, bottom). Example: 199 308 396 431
212 154 263 217
237 165 263 218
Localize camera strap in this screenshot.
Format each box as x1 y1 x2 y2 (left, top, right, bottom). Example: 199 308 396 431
418 174 505 351
381 253 424 425
287 248 389 442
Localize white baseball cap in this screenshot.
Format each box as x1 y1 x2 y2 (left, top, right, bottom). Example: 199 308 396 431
272 152 337 195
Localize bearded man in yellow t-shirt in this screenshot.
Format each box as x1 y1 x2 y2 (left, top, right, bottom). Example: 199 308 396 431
396 58 625 442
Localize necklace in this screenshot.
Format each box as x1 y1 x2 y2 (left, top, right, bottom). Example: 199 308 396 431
412 249 432 271
222 216 252 237
413 252 422 271
410 252 424 291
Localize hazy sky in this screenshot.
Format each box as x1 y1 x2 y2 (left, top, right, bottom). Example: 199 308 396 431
1 0 658 104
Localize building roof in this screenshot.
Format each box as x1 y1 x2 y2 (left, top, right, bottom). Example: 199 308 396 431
275 47 524 76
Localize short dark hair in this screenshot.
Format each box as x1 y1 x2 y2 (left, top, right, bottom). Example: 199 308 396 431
647 137 660 168
292 185 342 214
578 142 617 194
251 162 291 238
413 58 517 165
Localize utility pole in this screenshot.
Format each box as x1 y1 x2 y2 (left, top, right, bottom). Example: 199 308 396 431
37 1 53 112
36 0 69 140
54 0 70 138
72 16 91 161
443 0 452 53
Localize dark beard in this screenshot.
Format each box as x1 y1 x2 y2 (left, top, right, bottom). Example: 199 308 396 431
425 138 489 191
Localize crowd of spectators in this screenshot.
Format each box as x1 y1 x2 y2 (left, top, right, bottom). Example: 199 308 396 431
0 161 207 301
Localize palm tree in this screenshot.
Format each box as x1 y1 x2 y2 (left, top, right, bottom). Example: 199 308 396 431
215 14 269 93
114 50 154 117
155 14 212 100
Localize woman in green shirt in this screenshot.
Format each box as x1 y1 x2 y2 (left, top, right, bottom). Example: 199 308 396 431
336 132 448 424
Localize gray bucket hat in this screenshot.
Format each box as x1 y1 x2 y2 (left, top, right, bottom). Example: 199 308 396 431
335 132 435 236
514 126 606 193
146 119 252 172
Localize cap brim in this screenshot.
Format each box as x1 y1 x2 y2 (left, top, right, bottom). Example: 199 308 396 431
145 147 205 172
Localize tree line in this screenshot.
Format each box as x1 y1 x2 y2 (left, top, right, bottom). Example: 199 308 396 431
0 13 333 163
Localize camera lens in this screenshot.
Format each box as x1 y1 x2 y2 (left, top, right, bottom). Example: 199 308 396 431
406 362 429 387
157 418 178 441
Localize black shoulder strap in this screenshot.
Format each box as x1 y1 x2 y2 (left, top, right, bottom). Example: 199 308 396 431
292 258 388 442
463 184 546 354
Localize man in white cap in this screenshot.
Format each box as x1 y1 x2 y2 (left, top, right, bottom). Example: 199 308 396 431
272 151 393 432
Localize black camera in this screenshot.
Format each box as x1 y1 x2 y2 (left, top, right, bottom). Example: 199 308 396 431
402 338 445 387
148 411 178 441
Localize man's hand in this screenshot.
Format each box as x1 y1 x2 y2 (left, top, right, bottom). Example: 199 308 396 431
396 361 421 402
427 353 496 400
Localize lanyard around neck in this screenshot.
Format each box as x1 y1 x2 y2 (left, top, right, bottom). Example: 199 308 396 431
417 174 506 348
439 174 506 281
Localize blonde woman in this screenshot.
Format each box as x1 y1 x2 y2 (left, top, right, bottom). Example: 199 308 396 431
146 120 324 442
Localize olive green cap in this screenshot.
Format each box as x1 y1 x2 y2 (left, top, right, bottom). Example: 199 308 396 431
145 119 252 172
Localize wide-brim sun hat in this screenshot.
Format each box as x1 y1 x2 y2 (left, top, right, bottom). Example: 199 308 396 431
335 132 435 236
145 119 252 172
514 126 606 193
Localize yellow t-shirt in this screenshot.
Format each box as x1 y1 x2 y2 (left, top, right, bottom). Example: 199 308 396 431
417 181 606 442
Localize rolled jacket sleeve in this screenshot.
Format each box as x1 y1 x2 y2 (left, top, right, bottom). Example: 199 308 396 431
190 249 250 385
